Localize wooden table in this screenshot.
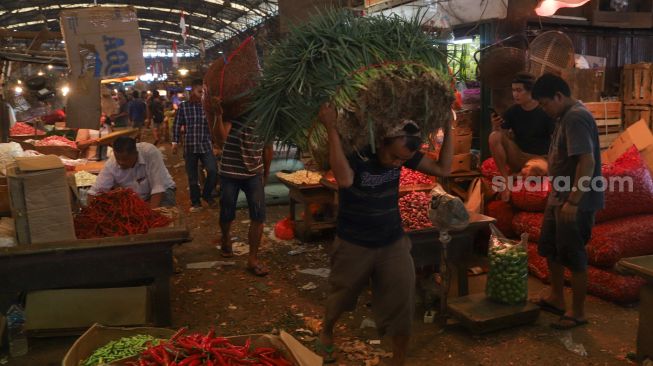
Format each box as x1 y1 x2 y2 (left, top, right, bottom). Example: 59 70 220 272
278 176 336 242
618 255 653 362
0 223 189 327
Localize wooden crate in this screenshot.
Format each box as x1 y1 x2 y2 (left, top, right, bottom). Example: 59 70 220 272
585 101 622 119
623 63 653 106
600 132 621 149
624 105 653 128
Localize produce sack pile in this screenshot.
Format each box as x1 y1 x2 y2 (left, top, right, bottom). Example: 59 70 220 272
126 328 293 366
10 122 45 136
82 334 160 366
248 10 453 166
587 214 653 267
527 243 646 303
485 200 515 238
74 188 172 239
203 36 260 129
510 177 550 212
399 191 432 231
34 135 77 148
511 211 544 243
596 146 653 223
486 225 529 305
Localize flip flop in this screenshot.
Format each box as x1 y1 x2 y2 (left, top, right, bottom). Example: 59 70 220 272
550 315 588 330
314 339 336 364
220 247 234 258
247 264 269 277
533 299 565 316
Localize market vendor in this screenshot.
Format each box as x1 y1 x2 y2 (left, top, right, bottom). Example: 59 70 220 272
317 104 453 365
88 136 176 208
76 113 112 161
489 72 555 201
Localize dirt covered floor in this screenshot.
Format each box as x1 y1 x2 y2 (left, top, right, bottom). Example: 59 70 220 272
4 133 642 366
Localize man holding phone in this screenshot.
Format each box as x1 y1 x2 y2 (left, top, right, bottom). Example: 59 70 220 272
489 72 555 201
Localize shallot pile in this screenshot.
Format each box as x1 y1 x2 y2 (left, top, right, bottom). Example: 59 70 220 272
400 167 433 186
10 122 45 136
399 191 433 231
35 135 77 148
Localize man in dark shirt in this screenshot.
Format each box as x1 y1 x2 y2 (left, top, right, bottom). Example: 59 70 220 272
129 90 147 140
317 104 454 365
489 72 555 201
532 73 604 330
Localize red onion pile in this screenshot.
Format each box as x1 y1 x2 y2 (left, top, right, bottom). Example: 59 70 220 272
399 191 433 231
400 167 433 186
10 122 45 136
35 135 77 148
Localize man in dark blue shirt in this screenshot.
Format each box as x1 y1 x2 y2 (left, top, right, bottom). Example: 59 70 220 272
532 73 604 330
317 104 454 365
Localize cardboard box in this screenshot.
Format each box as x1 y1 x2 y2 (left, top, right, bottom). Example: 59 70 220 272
25 287 149 334
453 132 473 154
7 155 76 244
60 7 145 78
451 153 472 174
61 324 322 366
562 68 605 103
602 119 653 176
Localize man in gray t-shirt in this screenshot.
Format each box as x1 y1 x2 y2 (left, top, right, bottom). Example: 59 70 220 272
531 74 604 331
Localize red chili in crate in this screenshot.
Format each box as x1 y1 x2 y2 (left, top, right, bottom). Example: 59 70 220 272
9 122 46 136
127 329 294 366
35 135 77 148
74 188 172 239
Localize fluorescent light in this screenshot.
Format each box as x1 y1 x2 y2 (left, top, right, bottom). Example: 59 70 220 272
452 38 473 45
535 0 590 16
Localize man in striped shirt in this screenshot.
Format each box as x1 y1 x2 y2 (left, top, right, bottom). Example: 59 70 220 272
172 79 218 212
212 99 273 276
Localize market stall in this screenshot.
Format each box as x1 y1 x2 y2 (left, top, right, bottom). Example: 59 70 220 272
0 216 189 330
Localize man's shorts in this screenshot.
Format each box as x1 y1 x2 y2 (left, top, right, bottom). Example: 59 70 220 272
325 236 415 337
538 205 595 272
219 175 265 223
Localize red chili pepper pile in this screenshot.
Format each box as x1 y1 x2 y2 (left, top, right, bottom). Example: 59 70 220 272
10 122 46 136
400 167 433 186
126 328 294 366
35 135 77 148
75 188 172 239
399 191 433 231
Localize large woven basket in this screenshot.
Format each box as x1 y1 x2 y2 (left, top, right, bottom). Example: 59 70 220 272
529 31 575 77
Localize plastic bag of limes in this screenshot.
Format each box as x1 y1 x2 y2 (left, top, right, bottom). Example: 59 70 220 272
486 224 529 305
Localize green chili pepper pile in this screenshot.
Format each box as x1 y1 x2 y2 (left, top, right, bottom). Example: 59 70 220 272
82 334 161 366
126 328 293 366
74 188 172 239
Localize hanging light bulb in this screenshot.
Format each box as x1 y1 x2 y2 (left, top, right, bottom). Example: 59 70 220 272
178 68 189 76
61 85 70 96
15 86 23 94
535 0 591 16
37 70 44 76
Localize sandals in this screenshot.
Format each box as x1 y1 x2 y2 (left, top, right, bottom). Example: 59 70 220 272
247 264 269 277
314 339 336 364
220 246 234 258
550 315 589 330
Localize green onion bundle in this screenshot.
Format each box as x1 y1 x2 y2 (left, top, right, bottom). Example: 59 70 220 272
248 10 453 164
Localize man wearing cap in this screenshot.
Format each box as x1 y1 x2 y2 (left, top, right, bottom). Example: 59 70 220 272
317 105 454 365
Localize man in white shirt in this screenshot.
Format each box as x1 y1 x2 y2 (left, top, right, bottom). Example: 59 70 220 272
89 137 176 208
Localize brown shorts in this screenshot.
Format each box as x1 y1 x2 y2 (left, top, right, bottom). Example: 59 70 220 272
325 236 416 337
